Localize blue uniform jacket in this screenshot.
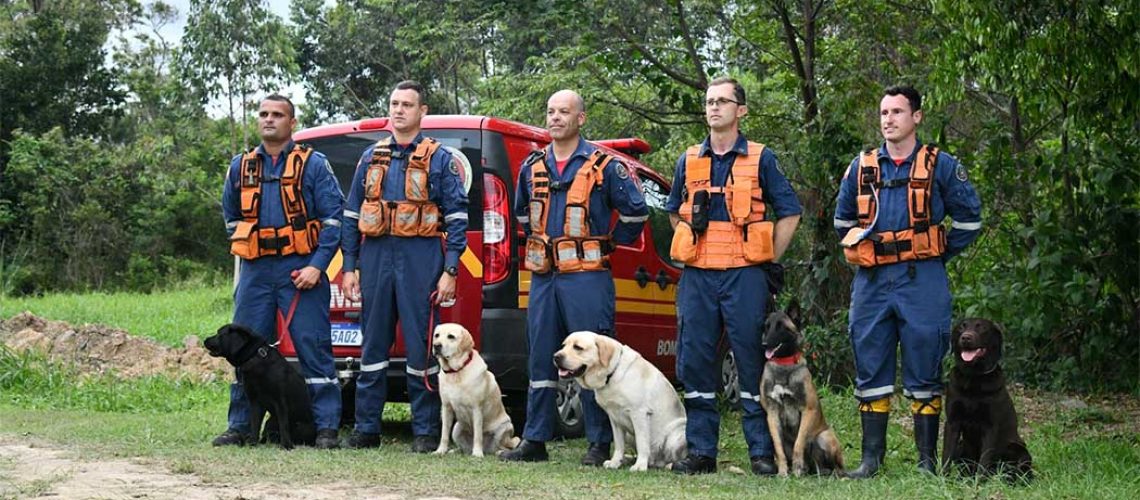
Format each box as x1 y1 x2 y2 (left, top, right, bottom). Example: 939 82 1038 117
665 135 802 222
341 133 470 272
222 140 344 272
833 142 982 260
514 137 648 245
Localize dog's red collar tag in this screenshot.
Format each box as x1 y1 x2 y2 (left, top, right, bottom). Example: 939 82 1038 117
443 352 474 374
769 353 802 366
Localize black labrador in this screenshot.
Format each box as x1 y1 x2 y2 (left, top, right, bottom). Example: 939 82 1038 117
943 318 1033 482
204 323 316 449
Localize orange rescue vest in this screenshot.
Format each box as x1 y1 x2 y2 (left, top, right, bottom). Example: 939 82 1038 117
524 149 614 274
357 137 444 238
669 142 775 269
840 145 946 267
229 144 323 259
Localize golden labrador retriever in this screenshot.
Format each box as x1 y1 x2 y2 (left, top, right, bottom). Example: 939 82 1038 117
431 323 520 457
554 331 686 471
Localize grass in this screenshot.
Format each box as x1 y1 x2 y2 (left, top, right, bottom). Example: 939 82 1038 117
0 284 232 346
2 287 1139 498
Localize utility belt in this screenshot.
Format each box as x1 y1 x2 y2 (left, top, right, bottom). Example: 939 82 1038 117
670 219 774 270
525 234 613 274
358 199 442 238
842 224 945 267
230 218 321 259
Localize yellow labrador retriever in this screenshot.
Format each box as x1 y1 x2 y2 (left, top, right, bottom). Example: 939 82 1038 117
554 331 686 471
431 323 520 457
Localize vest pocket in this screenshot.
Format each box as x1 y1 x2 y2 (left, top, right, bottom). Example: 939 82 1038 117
525 234 552 273
579 238 606 272
391 202 421 237
742 220 775 263
229 221 259 259
554 238 582 272
418 204 442 237
669 220 699 263
358 200 390 236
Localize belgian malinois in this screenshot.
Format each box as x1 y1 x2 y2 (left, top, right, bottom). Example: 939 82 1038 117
759 303 845 477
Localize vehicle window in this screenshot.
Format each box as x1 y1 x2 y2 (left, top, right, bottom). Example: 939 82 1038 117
301 130 483 230
643 177 680 268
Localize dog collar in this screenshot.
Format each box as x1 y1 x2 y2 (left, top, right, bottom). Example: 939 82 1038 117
442 352 474 374
603 348 624 386
769 352 802 366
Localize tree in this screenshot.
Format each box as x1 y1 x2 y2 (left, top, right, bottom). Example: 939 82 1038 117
180 0 296 152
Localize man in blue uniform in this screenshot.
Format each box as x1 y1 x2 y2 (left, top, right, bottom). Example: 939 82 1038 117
499 90 648 464
834 85 982 477
666 77 802 475
218 94 344 449
340 81 470 452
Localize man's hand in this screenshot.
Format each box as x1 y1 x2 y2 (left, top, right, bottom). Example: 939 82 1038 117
435 272 457 305
341 270 361 302
292 266 323 290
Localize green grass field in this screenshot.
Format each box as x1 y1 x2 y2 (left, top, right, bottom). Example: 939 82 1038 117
2 288 1139 498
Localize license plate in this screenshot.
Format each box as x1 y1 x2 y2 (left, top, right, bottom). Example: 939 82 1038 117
331 323 362 346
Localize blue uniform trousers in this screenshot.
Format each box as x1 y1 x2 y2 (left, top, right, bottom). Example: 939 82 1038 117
229 254 341 432
354 236 442 436
523 270 615 444
676 265 774 459
849 259 951 402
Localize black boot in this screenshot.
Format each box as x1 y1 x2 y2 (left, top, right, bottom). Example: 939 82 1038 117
580 442 610 466
847 411 888 479
670 454 717 475
499 439 549 462
411 435 440 453
211 429 252 447
315 429 340 450
914 414 939 474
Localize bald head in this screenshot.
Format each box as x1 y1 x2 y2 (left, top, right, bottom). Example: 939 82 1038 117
548 89 586 114
546 89 587 142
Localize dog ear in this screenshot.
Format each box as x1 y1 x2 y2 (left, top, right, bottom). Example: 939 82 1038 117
785 300 802 328
596 334 616 369
459 326 475 353
989 320 1004 362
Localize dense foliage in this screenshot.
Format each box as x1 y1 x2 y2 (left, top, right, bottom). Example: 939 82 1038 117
0 0 1135 391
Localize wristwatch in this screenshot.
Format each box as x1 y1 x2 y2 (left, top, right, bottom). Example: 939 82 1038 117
444 266 459 277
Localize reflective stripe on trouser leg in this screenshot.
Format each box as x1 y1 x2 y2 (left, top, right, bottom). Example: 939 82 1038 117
227 258 283 434
676 268 723 458
523 272 564 442
849 266 900 403
558 271 616 445
395 237 444 437
721 266 773 458
898 260 952 401
354 239 399 434
284 275 341 431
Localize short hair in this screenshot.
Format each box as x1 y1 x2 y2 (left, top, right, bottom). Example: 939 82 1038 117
393 80 426 105
262 94 295 117
708 77 746 105
884 85 922 112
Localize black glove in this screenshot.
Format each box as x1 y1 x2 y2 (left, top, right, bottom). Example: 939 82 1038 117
762 261 785 297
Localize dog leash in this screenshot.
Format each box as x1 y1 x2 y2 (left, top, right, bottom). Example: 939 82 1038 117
274 270 303 347
424 291 440 392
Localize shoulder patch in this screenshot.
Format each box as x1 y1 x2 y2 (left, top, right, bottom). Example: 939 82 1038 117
449 157 460 176
955 164 969 182
615 164 629 179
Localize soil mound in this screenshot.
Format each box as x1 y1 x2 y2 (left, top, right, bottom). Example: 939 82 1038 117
0 312 229 382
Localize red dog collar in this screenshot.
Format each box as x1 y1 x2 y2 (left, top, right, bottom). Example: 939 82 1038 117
769 352 802 366
442 352 475 374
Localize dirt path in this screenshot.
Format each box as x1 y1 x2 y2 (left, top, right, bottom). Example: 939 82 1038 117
0 441 457 500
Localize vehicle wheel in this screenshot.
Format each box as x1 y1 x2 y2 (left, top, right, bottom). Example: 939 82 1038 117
555 378 585 439
718 346 741 409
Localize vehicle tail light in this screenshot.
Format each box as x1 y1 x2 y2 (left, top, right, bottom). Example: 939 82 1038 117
483 173 510 284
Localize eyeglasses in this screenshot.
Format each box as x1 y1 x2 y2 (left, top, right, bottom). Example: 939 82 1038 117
705 97 742 108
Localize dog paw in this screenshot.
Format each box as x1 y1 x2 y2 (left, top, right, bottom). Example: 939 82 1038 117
792 463 806 477
630 462 648 472
432 448 448 455
603 459 622 469
472 450 484 458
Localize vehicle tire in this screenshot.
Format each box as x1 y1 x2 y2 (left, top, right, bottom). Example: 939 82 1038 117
555 378 585 439
718 346 741 410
